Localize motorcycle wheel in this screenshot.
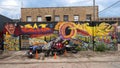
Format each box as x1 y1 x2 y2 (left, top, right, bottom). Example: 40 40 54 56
27 52 34 58
71 49 78 54
45 50 50 57
59 49 65 55
28 55 34 58
51 50 56 56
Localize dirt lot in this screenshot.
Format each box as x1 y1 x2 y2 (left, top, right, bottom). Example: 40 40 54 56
0 50 120 61
1 51 120 68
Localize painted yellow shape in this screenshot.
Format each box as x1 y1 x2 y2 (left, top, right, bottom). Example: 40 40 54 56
33 23 38 29
39 24 47 28
24 24 33 28
55 22 64 30
55 22 115 37
75 23 93 36
5 32 11 38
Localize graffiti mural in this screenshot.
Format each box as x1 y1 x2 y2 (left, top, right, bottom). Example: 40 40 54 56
18 21 118 50
2 22 117 51
4 23 15 34
55 22 118 50
20 23 53 37
4 32 19 50
20 23 56 47
29 38 47 45
3 23 20 50
3 23 21 36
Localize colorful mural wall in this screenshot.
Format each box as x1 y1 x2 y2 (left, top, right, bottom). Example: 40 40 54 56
55 22 117 38
20 23 57 47
3 23 20 50
3 21 118 50
18 21 118 50
4 32 19 50
55 22 118 50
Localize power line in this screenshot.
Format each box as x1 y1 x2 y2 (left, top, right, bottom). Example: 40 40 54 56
99 0 120 13
99 2 120 16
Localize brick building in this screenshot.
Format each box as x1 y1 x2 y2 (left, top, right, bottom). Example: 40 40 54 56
99 17 120 32
99 17 120 21
21 6 98 22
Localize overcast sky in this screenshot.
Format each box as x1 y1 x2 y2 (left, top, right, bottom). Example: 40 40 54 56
0 0 120 19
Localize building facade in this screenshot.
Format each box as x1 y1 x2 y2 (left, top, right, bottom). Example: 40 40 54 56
99 17 120 32
99 17 120 21
21 6 98 22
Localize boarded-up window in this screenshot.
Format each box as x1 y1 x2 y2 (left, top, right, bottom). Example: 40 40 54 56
26 16 32 22
64 15 69 21
86 14 91 21
55 15 60 21
37 16 42 22
74 15 79 21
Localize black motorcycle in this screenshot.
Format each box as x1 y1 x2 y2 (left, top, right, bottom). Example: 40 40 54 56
64 40 78 53
51 41 66 55
27 46 43 58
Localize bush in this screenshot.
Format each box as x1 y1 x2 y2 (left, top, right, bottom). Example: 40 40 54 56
95 43 106 52
75 45 88 51
75 46 81 51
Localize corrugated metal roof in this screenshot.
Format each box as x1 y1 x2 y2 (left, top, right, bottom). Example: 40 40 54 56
0 14 13 31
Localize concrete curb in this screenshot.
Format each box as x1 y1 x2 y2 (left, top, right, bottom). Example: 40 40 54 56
0 61 120 64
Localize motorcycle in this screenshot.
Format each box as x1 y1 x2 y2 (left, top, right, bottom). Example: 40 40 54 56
27 46 43 58
51 41 66 55
64 40 78 53
50 39 78 56
42 37 66 56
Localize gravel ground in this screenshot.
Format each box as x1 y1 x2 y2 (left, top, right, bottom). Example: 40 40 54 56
0 50 120 61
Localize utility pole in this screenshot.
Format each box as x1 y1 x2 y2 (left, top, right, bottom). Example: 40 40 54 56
93 0 95 51
93 0 95 21
53 9 55 21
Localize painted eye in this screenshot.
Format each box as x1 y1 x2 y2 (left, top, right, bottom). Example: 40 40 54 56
65 26 71 35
